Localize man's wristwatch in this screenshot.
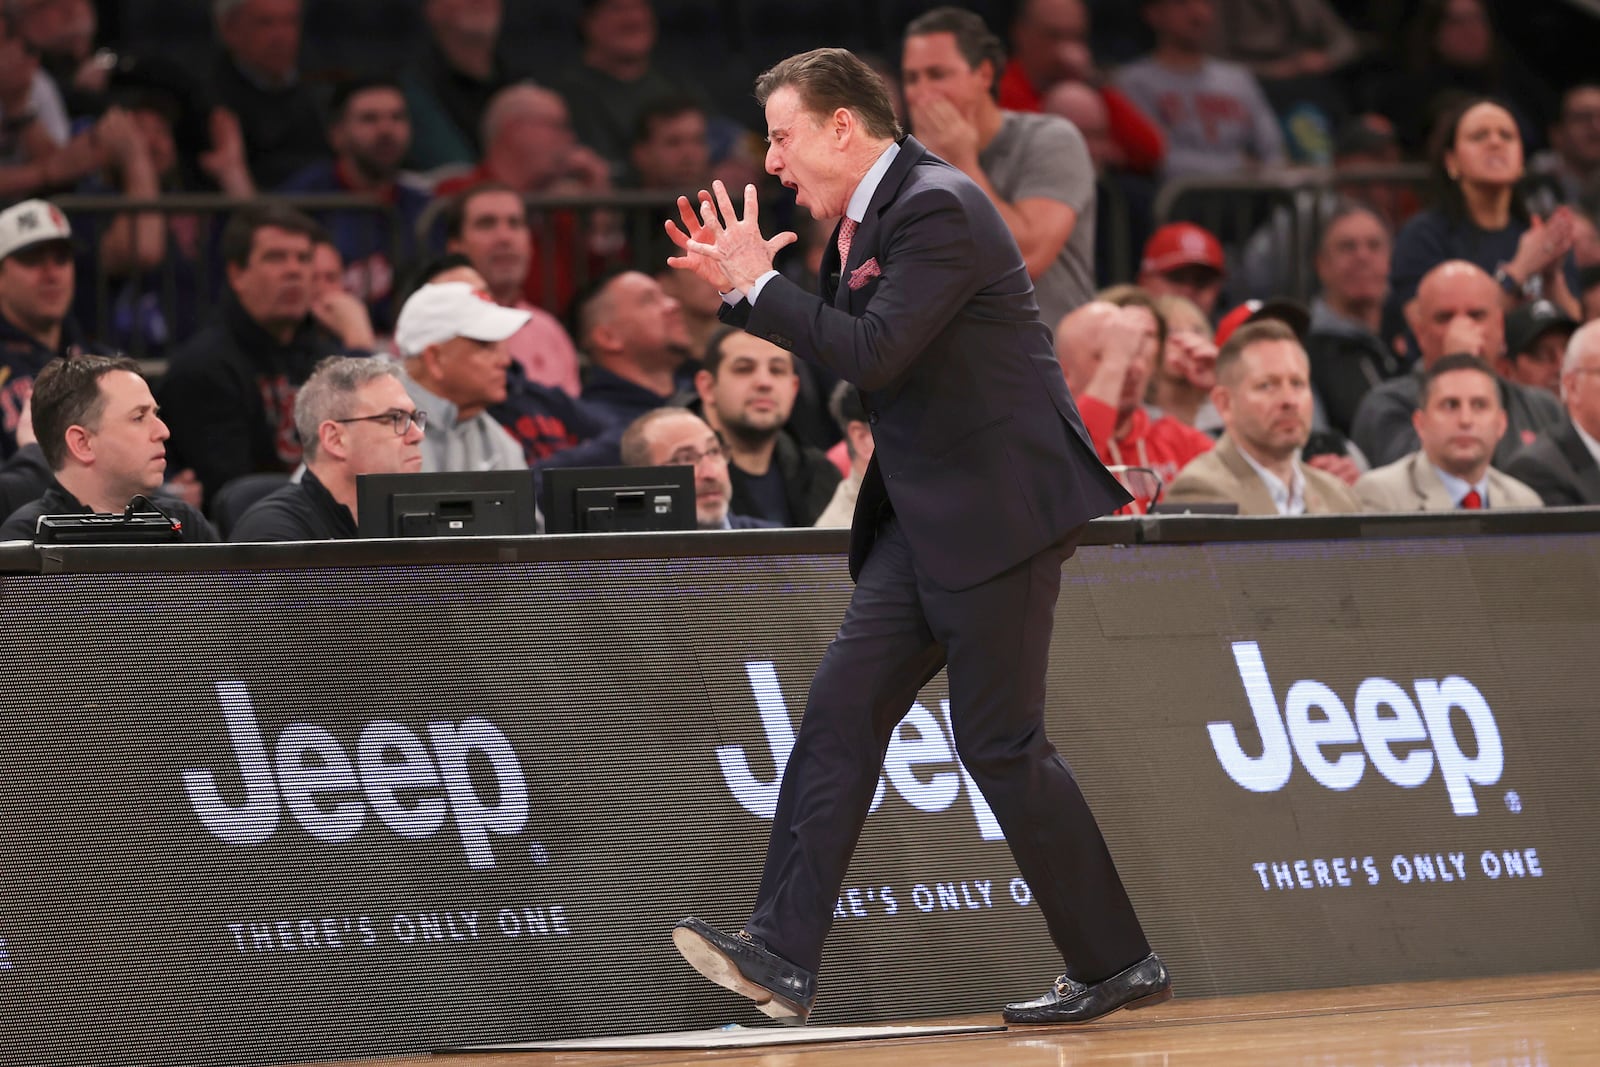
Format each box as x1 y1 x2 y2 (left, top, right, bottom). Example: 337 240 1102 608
1493 264 1533 299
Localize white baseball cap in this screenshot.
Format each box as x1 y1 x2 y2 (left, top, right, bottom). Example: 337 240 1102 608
0 199 72 262
394 282 532 357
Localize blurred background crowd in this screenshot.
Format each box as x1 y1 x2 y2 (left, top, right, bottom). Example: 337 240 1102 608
3 0 1600 541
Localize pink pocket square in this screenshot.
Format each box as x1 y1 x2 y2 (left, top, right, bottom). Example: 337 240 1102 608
847 257 882 290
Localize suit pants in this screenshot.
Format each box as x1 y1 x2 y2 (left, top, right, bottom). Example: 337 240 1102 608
745 517 1151 982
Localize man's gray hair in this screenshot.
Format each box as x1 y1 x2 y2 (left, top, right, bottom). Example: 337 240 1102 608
294 355 403 462
1563 319 1600 378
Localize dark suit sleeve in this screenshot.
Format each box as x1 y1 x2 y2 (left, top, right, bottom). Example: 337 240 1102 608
1350 385 1420 469
1504 445 1583 507
0 501 44 540
0 445 51 524
745 188 982 391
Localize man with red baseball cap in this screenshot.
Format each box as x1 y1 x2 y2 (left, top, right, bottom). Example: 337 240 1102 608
1136 221 1225 316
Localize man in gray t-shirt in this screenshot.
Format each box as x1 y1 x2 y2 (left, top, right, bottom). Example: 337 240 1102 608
902 7 1096 332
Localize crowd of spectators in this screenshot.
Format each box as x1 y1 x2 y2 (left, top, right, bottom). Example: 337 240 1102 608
3 0 1600 543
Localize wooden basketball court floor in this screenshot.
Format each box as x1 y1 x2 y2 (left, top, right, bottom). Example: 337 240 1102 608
300 970 1600 1067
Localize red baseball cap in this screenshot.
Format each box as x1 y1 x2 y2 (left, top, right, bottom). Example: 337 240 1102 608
1213 298 1311 348
1140 222 1224 276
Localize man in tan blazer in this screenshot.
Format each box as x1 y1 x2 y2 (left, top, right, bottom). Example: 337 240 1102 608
1357 354 1543 511
1165 319 1362 515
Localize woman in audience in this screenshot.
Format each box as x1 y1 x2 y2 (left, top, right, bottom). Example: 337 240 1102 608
1386 97 1582 332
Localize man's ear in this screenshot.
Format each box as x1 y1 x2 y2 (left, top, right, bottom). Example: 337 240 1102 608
1210 382 1231 420
62 424 95 465
420 343 447 379
318 420 348 462
694 367 716 406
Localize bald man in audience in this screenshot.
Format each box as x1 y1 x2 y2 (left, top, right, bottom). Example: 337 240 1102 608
1351 260 1564 469
1506 320 1600 505
1054 294 1212 494
619 407 775 530
1042 81 1118 170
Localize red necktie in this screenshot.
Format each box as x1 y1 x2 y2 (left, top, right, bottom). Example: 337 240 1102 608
1460 489 1483 510
837 217 857 266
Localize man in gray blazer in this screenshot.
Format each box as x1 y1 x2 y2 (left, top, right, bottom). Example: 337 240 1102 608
1506 320 1600 506
1165 320 1363 515
1357 354 1543 511
664 48 1166 1027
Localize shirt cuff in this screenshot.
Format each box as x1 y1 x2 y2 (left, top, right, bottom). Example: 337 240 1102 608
721 270 780 307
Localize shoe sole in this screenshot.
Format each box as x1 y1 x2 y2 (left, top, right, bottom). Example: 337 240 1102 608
671 926 810 1024
1126 985 1174 1011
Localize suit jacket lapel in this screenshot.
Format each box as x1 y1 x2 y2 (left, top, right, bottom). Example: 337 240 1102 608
1409 453 1455 510
1554 420 1600 503
1215 435 1279 515
836 137 926 310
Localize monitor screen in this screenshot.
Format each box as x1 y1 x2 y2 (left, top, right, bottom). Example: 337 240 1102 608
540 465 695 534
355 471 538 538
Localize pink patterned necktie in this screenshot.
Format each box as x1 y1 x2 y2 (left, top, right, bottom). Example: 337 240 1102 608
837 216 858 265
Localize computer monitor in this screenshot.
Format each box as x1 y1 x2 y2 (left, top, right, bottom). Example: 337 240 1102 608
540 465 696 534
355 470 538 538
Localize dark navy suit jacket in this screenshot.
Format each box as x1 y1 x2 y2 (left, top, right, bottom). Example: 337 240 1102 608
722 136 1128 590
1504 418 1600 507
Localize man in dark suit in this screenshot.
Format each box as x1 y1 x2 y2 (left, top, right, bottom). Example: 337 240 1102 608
1506 321 1600 506
664 47 1168 1026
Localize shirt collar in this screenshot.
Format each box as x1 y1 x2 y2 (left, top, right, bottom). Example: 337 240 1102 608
398 363 461 429
1236 445 1307 515
845 142 900 224
1430 462 1490 508
1572 419 1600 473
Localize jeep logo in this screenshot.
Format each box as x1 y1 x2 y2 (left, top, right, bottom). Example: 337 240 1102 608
182 682 529 868
1209 642 1504 815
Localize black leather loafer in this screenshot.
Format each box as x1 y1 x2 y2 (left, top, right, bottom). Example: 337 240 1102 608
1003 953 1171 1024
672 917 818 1024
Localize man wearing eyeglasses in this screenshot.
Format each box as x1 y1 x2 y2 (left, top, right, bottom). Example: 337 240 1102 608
618 407 777 530
393 280 530 473
0 198 116 461
229 356 426 541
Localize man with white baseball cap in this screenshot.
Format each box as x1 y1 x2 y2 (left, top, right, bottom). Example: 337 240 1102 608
393 281 531 472
0 198 113 460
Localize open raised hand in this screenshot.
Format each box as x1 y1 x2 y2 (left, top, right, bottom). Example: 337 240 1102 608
666 180 796 293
